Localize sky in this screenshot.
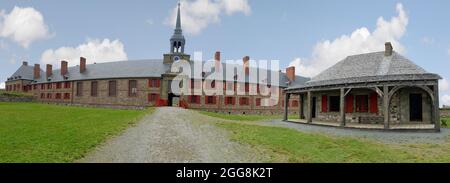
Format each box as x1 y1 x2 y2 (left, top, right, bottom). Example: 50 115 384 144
1 0 450 106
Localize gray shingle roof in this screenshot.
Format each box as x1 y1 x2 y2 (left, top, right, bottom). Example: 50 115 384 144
7 65 44 81
34 59 169 83
289 51 441 89
7 59 309 88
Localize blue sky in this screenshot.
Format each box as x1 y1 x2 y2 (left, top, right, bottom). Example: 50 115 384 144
1 0 450 105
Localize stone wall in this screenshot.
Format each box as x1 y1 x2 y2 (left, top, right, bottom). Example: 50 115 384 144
0 95 34 102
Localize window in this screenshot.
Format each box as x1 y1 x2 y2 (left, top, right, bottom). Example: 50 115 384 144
239 97 250 106
56 82 62 89
41 93 45 99
205 96 216 104
64 93 70 99
188 95 201 104
108 80 117 97
148 93 159 102
41 84 45 90
47 93 52 99
47 83 52 89
129 80 137 97
33 85 37 90
148 79 160 88
211 80 216 88
55 93 62 99
255 98 261 106
91 81 98 97
245 83 249 92
292 100 299 107
225 97 235 105
356 95 368 113
329 96 340 112
76 82 83 96
64 82 71 88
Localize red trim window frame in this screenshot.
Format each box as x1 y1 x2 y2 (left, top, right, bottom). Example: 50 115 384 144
355 95 369 113
225 97 235 105
128 80 138 97
148 93 159 102
64 93 70 100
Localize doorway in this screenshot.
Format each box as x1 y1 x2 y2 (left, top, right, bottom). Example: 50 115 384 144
409 94 423 121
312 97 317 118
168 93 180 107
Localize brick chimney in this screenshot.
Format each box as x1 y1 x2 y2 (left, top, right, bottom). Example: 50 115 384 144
61 60 68 75
243 56 250 75
385 42 393 56
46 64 52 79
80 57 86 73
23 61 28 66
286 66 296 81
34 64 40 79
214 51 221 72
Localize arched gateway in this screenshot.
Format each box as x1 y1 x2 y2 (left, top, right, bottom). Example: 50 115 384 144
284 42 442 131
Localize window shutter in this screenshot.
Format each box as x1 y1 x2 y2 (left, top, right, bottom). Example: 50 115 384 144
232 97 235 105
149 79 152 87
156 80 160 87
370 93 378 113
345 95 354 113
321 95 328 112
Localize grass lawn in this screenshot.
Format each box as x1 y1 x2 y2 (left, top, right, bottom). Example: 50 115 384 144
442 118 449 128
0 102 150 163
199 111 299 121
208 114 450 162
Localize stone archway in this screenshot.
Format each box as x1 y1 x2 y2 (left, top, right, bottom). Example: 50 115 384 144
386 85 436 124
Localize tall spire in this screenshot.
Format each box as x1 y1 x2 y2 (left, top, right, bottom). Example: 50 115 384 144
175 2 182 33
170 1 185 53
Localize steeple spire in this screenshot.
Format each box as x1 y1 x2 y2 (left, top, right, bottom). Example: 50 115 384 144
175 2 182 33
170 1 185 53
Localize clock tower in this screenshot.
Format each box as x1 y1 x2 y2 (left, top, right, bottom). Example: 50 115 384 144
163 2 190 64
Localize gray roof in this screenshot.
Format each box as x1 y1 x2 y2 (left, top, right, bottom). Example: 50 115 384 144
289 51 441 89
34 59 169 83
7 59 309 88
7 65 44 81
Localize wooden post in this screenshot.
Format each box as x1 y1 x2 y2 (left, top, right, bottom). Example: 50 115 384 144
434 84 441 131
299 94 304 119
383 85 389 129
340 88 345 127
283 93 290 121
307 91 312 123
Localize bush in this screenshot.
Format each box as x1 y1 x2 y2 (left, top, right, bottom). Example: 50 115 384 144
441 119 448 127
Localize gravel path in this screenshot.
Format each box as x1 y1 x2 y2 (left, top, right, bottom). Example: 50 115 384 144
264 120 450 144
79 107 261 163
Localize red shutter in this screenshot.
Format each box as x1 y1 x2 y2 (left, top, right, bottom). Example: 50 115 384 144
321 95 328 112
149 80 152 87
232 97 235 105
156 80 160 87
346 95 354 113
370 93 378 113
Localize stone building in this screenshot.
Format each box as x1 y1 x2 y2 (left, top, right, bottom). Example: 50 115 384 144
284 42 441 131
4 3 308 114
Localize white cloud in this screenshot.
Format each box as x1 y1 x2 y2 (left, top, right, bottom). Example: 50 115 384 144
165 0 251 35
290 3 408 77
40 38 128 67
0 6 52 48
421 37 435 45
442 95 450 107
0 82 5 89
440 78 449 92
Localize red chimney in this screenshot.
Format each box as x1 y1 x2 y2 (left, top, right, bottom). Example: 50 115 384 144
61 60 68 75
46 64 52 79
286 66 296 81
243 56 250 75
80 57 86 73
214 51 221 72
34 64 40 79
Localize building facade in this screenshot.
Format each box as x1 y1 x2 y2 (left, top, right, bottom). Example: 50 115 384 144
4 3 307 114
284 42 441 131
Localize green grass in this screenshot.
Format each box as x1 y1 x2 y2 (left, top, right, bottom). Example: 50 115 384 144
442 118 449 128
0 102 150 163
214 122 450 163
199 111 299 121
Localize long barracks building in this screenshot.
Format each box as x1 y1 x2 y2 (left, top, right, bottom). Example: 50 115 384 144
4 3 308 114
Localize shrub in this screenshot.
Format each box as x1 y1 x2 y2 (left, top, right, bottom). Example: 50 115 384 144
441 119 448 127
